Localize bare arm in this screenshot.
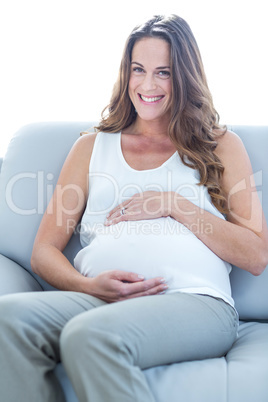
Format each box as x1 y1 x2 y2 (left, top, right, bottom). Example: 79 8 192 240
31 134 95 291
106 131 268 275
31 134 167 301
173 130 268 275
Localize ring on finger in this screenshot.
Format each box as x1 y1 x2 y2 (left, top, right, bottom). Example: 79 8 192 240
120 207 126 216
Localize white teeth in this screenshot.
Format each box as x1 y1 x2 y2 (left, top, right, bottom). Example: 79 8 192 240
140 95 163 102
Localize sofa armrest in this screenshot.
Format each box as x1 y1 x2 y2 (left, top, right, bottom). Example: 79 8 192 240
0 254 43 295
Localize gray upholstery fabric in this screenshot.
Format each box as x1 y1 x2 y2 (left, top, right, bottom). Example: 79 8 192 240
228 126 268 320
0 254 42 295
55 321 268 402
0 122 89 290
0 122 268 401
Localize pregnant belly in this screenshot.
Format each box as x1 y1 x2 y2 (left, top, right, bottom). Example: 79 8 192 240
74 217 230 291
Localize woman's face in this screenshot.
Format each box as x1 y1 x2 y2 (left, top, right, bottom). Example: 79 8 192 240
128 37 172 123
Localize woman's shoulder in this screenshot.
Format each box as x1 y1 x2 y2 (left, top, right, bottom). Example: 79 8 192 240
78 131 98 146
73 132 98 156
214 129 247 162
213 128 253 194
63 132 98 175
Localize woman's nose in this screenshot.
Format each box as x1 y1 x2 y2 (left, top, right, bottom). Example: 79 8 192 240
141 73 157 91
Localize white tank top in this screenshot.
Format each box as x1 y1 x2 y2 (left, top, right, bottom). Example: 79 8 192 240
74 132 235 307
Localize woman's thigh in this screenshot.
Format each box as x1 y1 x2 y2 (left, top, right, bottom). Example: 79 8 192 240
0 290 107 358
66 292 238 369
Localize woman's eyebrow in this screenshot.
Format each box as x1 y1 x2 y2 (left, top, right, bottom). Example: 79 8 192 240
131 61 170 69
131 61 143 67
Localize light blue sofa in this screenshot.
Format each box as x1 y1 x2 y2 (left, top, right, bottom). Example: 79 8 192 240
0 122 268 402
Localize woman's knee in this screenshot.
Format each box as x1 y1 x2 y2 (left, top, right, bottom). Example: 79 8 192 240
60 308 131 360
60 310 135 375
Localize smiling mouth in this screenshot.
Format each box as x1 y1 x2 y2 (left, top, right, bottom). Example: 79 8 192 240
138 94 165 103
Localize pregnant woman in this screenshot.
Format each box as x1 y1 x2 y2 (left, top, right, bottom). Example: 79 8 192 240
1 14 267 402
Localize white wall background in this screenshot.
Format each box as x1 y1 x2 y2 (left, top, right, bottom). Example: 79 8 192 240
0 0 267 156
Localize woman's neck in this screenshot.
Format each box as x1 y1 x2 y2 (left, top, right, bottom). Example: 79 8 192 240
126 116 170 139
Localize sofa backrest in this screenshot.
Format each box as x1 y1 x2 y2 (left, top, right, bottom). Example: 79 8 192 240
0 122 267 320
0 122 92 290
228 125 268 320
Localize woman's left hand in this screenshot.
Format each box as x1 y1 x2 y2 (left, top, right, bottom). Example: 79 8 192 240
104 191 171 226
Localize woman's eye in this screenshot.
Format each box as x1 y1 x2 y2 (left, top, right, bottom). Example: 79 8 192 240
158 70 170 78
133 67 144 73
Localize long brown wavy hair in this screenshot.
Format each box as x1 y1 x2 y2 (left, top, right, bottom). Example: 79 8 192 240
96 14 227 213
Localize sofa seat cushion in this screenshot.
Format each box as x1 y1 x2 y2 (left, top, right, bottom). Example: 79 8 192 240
226 321 268 402
55 321 268 402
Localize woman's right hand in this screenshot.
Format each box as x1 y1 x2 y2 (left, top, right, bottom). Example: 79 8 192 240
88 270 168 303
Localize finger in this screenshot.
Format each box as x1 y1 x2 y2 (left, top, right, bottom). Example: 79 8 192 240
117 277 168 298
120 283 169 300
107 205 125 219
107 199 133 219
104 214 126 226
140 277 168 291
112 270 146 283
104 208 138 226
107 208 122 221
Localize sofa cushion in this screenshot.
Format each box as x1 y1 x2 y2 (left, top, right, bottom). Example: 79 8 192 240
0 122 93 290
0 254 43 295
55 322 268 402
228 126 268 321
